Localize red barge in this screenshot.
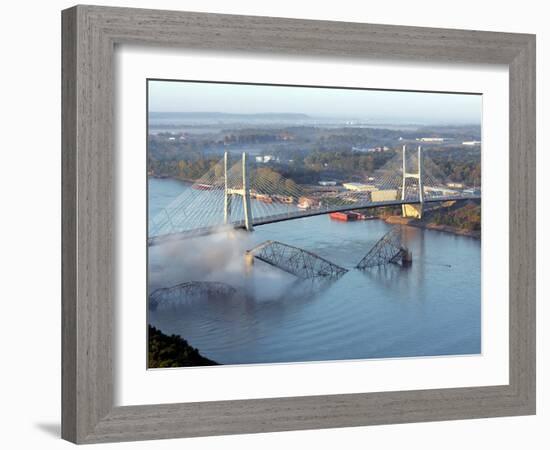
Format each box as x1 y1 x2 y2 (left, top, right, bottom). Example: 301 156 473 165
329 211 374 221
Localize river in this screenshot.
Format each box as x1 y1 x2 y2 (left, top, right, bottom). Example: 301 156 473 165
148 177 481 365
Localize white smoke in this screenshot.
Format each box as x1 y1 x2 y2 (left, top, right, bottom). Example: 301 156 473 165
148 228 298 302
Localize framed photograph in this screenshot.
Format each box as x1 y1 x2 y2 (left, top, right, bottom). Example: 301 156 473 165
62 5 536 444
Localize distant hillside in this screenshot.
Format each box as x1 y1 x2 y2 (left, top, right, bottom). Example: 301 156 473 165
149 111 311 121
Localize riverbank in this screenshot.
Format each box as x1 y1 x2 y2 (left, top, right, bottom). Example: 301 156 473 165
149 174 195 184
384 215 481 239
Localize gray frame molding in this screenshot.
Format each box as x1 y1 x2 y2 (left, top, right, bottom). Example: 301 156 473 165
62 5 536 444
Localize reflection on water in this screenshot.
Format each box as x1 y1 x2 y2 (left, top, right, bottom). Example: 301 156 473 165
148 178 481 365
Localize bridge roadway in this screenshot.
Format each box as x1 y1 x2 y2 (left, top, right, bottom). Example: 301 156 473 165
148 195 480 247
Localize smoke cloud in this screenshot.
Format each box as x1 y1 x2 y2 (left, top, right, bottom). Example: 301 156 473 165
148 228 300 304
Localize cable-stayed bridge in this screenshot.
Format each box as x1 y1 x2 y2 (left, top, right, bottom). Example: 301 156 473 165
148 146 480 246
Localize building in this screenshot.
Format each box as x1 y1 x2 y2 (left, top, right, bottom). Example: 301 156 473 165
352 146 389 153
447 182 464 189
297 196 320 210
342 182 378 192
366 146 390 153
425 186 460 196
318 181 337 187
371 189 398 202
417 137 446 142
278 132 294 141
255 155 275 163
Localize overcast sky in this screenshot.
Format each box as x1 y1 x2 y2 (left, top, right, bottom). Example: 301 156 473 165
148 79 481 125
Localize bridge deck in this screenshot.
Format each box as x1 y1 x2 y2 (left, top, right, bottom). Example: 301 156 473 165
148 195 480 247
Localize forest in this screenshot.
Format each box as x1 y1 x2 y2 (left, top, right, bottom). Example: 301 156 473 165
147 124 481 187
427 201 481 232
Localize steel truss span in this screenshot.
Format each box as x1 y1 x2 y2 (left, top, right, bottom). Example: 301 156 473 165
148 281 238 310
247 240 348 279
356 226 409 269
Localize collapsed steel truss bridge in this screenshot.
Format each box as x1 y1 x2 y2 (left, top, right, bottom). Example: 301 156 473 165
247 226 410 280
356 227 410 269
246 240 348 279
148 281 237 310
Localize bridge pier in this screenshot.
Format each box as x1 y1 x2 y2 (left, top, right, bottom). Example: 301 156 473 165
223 152 231 224
401 145 424 219
241 152 254 231
244 250 255 276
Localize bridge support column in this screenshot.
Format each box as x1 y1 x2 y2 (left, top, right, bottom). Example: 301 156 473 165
242 152 254 231
223 152 231 224
418 145 424 204
401 145 424 219
244 250 255 275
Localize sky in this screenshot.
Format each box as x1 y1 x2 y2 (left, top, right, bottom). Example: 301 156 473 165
148 79 482 125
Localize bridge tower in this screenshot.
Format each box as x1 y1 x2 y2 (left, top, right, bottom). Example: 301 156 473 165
224 152 254 231
401 145 424 219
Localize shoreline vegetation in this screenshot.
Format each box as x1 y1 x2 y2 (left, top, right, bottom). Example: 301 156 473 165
148 325 219 368
376 200 481 239
384 215 480 238
148 138 481 189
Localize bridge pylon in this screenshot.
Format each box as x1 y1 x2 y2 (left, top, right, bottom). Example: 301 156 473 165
224 151 254 231
401 145 424 219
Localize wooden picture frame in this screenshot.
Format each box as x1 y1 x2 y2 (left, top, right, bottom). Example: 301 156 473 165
61 5 536 444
